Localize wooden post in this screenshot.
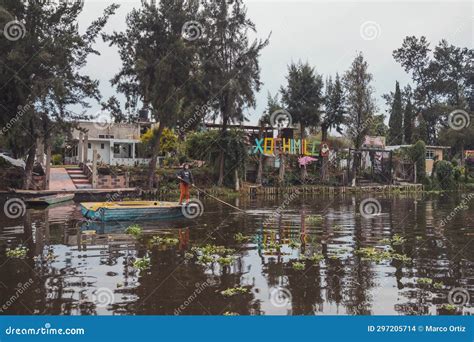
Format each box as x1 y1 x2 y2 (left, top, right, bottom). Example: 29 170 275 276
44 143 51 190
92 149 98 189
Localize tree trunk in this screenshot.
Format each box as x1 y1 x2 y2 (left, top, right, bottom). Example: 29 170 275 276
278 153 285 185
147 124 164 189
23 143 37 190
234 169 240 191
44 140 51 190
217 117 228 187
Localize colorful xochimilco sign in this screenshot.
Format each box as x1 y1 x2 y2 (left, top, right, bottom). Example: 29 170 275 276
251 137 329 157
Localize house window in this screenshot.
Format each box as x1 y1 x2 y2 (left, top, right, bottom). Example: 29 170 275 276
426 150 435 159
88 143 91 149
99 134 115 139
101 143 105 149
113 144 120 154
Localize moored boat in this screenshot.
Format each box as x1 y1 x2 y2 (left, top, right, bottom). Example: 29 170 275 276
80 201 184 221
25 193 75 206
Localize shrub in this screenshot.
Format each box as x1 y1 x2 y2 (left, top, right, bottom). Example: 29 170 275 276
52 154 63 165
433 160 455 190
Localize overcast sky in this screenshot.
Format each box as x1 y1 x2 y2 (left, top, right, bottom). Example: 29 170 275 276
77 0 473 126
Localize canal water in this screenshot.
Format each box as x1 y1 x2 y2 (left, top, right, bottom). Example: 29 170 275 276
0 192 472 315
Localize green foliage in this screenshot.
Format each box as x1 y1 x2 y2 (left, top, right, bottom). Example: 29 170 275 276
133 257 151 271
125 224 142 238
292 261 306 270
52 154 63 165
417 277 433 286
406 140 426 182
432 160 455 190
343 53 377 149
6 246 28 259
388 81 403 145
234 233 251 243
280 62 324 135
220 286 248 297
140 127 178 156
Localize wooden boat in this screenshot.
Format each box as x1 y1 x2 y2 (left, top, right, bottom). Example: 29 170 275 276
25 193 75 206
80 201 184 222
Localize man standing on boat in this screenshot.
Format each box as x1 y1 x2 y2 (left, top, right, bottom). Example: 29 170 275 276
177 163 194 205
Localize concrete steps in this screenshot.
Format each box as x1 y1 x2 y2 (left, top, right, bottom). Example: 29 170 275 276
65 166 92 189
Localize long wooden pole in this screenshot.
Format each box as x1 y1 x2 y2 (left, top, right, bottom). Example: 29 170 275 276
178 177 245 212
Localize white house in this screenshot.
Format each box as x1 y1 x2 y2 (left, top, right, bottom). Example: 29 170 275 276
66 121 160 166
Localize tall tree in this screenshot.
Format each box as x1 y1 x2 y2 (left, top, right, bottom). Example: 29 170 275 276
388 81 403 144
322 73 345 141
403 97 414 144
280 62 324 179
393 36 472 145
104 0 200 188
343 53 376 149
200 0 269 186
0 1 117 188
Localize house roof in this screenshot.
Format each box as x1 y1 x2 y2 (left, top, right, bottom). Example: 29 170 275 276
386 145 451 150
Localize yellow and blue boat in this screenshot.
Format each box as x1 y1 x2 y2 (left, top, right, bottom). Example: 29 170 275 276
80 201 184 222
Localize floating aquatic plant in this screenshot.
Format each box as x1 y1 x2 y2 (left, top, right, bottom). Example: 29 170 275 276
433 281 444 289
306 215 323 224
125 224 142 238
6 246 28 259
217 256 234 266
306 253 324 262
133 257 151 271
417 278 433 286
440 304 457 312
355 247 411 264
292 261 305 271
380 234 406 246
234 233 251 243
223 311 239 316
184 252 194 260
220 286 248 297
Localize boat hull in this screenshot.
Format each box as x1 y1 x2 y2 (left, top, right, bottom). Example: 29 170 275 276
26 194 75 206
80 202 184 222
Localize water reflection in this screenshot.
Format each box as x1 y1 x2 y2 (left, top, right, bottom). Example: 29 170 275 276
0 192 472 315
